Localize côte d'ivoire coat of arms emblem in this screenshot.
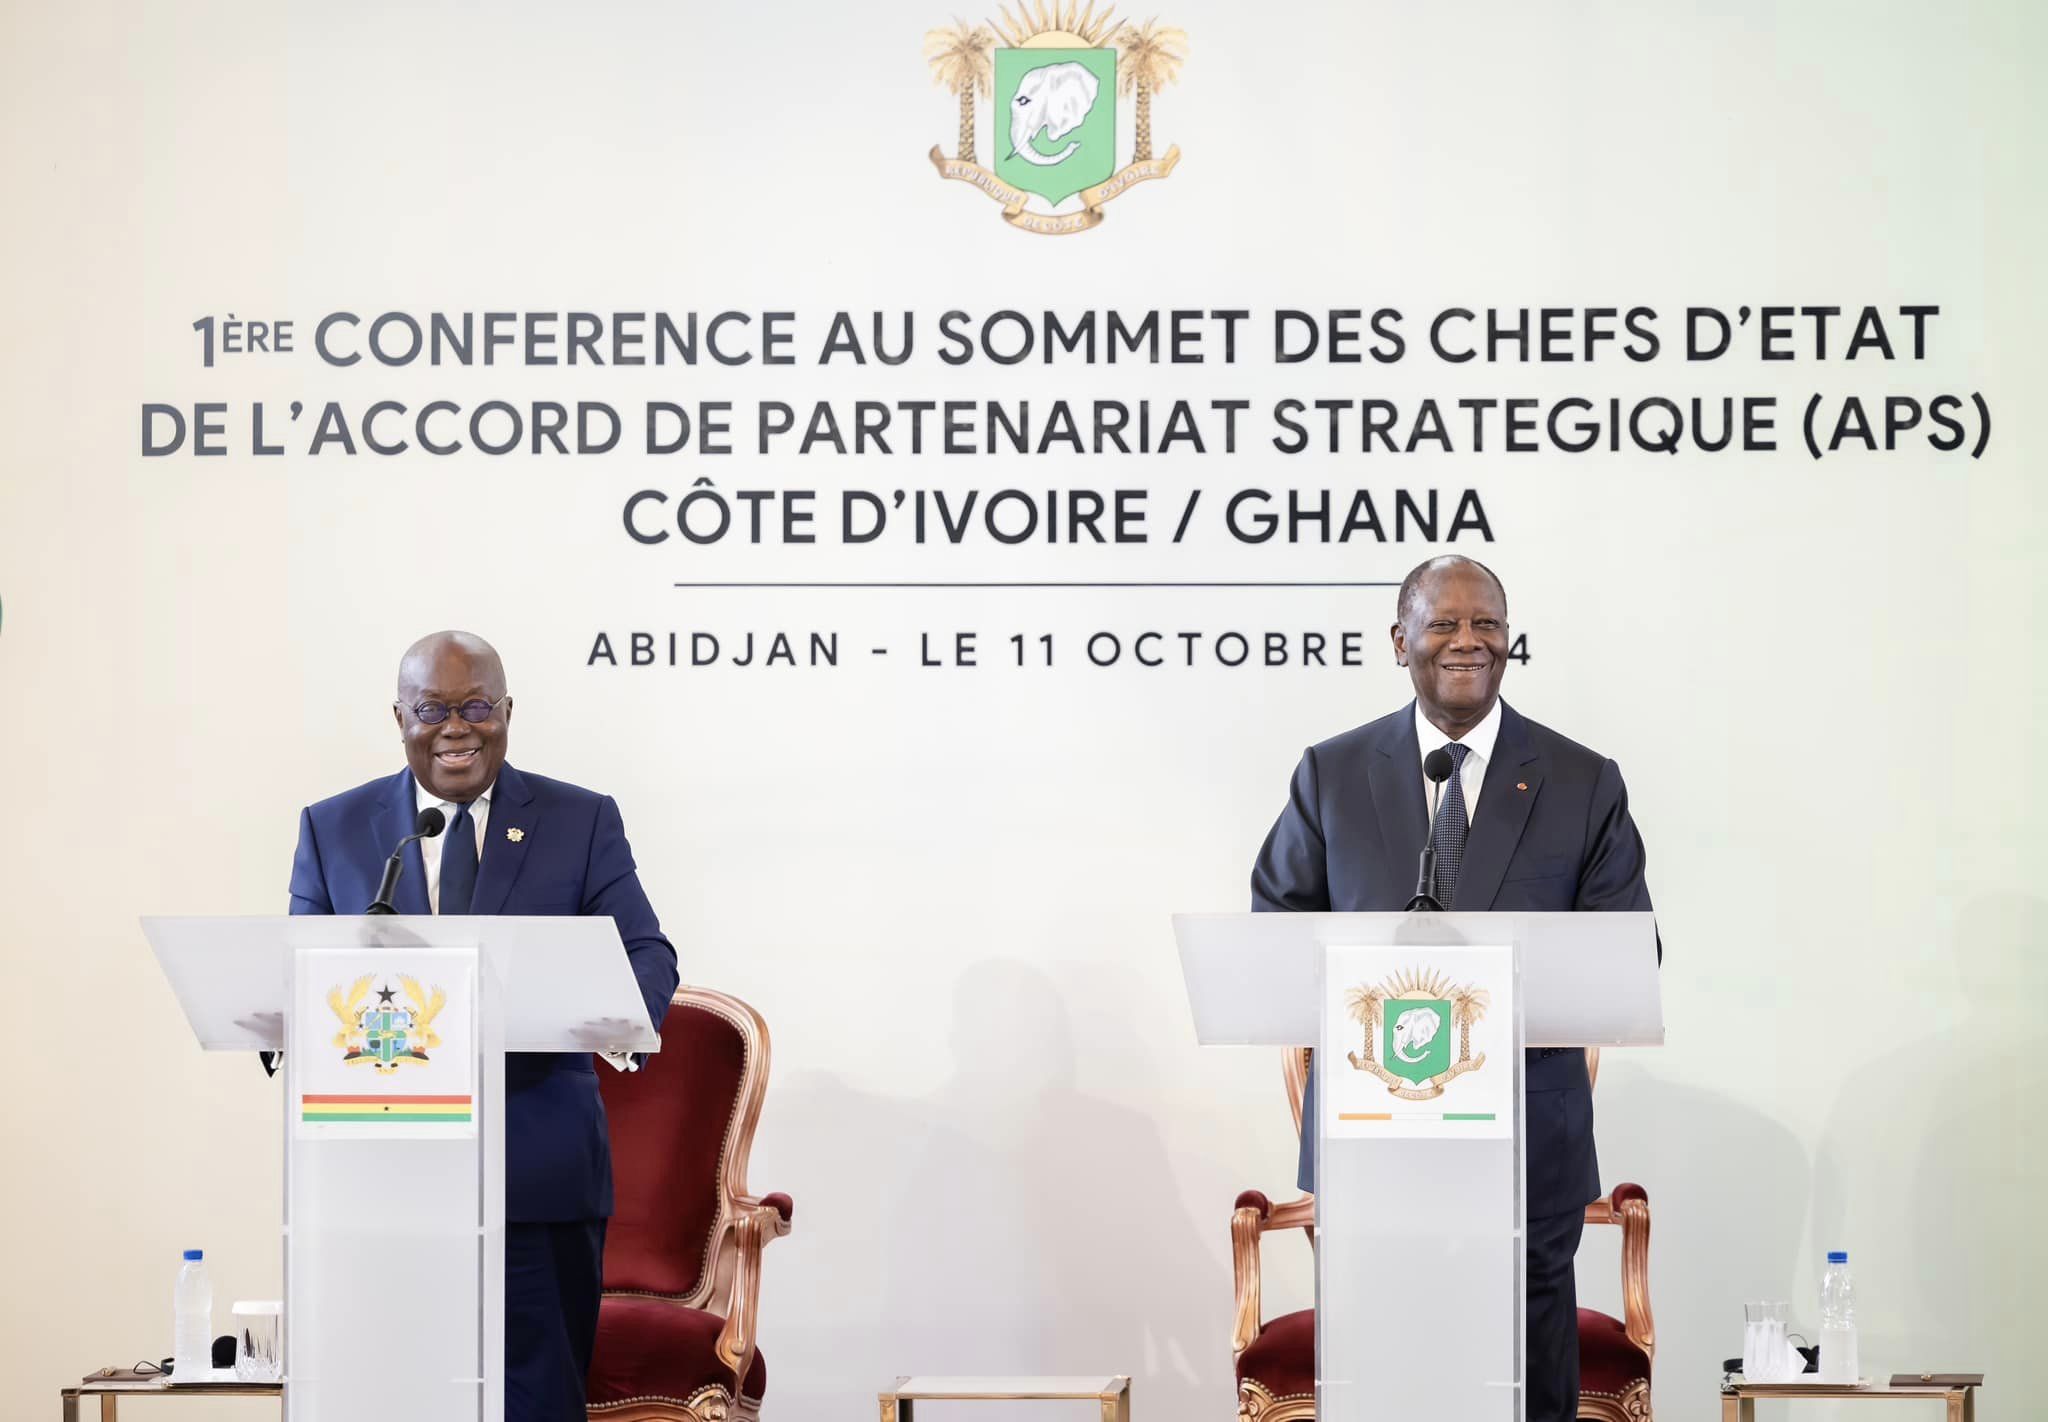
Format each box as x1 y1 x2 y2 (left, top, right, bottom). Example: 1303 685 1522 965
1346 968 1491 1101
327 974 447 1073
925 2 1185 234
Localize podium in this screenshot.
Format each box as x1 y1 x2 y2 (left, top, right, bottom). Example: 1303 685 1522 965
143 913 661 1422
1175 911 1661 1422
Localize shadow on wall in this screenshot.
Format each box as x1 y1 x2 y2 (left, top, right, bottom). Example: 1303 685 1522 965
756 959 1227 1422
1811 892 2046 1401
1590 1059 1811 1391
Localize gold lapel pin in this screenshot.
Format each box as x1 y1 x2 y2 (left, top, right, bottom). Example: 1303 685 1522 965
506 827 525 843
1516 782 1529 791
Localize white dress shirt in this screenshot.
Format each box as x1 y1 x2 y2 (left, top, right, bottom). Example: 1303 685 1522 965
414 778 493 913
1415 698 1502 823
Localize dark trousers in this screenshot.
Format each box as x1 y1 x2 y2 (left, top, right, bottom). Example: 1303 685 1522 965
506 1218 607 1422
1527 1205 1587 1422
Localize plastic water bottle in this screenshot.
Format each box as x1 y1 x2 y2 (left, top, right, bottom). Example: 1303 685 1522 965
172 1248 213 1378
1819 1249 1859 1384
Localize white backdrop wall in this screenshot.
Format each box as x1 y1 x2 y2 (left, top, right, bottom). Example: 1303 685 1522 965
2 2 2043 1420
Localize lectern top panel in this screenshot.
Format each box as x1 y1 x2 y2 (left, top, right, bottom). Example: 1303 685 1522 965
142 914 660 1053
1174 910 1662 1048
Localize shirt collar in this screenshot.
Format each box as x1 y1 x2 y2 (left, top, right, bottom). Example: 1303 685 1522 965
1414 697 1503 768
415 776 494 816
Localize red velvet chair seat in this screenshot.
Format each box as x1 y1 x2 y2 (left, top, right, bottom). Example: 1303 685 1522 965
1575 1306 1649 1399
587 1295 767 1407
1235 1307 1646 1413
1236 1307 1314 1404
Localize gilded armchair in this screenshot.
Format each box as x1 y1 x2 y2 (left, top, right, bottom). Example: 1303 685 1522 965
587 986 794 1422
1228 1048 1655 1422
1574 1051 1656 1422
1228 1048 1318 1422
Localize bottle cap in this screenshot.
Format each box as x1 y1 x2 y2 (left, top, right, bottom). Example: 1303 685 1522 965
182 1249 204 1261
1827 1250 1848 1264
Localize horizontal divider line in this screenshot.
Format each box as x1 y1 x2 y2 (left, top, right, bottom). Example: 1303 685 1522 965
672 580 1402 589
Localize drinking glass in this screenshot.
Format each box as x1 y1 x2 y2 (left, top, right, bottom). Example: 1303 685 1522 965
1756 1301 1799 1381
232 1301 281 1382
1742 1301 1768 1378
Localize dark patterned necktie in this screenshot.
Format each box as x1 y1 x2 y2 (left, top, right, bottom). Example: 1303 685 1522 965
440 801 477 915
1430 742 1472 907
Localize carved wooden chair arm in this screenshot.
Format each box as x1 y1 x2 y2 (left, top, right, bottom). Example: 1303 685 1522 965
742 1191 795 1234
712 1196 795 1391
1584 1182 1654 1357
1230 1189 1315 1361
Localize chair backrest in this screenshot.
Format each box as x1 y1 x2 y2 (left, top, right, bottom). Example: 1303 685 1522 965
597 985 772 1307
1285 1047 1311 1139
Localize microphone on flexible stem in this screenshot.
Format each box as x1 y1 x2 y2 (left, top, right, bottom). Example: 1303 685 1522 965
1405 748 1456 912
261 805 449 1075
261 807 450 1075
366 806 447 914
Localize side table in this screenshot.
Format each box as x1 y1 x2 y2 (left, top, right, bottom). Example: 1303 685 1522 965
60 1379 282 1421
1722 1382 1978 1422
880 1375 1131 1422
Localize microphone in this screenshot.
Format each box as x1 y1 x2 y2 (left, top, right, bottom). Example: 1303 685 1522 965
366 806 447 914
1406 748 1456 912
264 806 446 1074
262 806 450 1073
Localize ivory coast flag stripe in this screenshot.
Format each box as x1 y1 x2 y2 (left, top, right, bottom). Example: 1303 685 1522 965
301 1094 472 1122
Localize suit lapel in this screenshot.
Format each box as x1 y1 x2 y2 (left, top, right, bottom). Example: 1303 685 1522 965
1367 704 1428 885
470 763 538 917
374 770 431 915
1456 702 1543 910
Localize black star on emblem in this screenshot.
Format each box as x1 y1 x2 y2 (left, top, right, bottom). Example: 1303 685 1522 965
376 985 397 1004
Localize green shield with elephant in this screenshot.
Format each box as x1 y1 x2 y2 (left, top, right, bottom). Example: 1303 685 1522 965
993 47 1117 205
1383 1000 1454 1085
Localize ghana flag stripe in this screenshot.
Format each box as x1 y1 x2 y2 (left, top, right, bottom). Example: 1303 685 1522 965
299 1106 471 1122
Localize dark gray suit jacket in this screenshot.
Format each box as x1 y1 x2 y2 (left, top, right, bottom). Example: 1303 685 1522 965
1249 699 1654 1217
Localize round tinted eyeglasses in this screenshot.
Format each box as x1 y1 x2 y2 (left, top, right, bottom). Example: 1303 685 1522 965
401 694 509 726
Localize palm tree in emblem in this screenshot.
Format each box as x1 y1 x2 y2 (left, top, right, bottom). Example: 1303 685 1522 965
1112 17 1187 162
1346 985 1385 1063
925 20 998 165
1450 986 1491 1061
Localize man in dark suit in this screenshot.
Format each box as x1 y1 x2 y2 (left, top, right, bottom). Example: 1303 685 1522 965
1250 555 1653 1422
290 630 679 1422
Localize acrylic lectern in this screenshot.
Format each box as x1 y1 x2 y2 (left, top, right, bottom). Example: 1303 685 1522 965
143 914 661 1422
1175 911 1661 1422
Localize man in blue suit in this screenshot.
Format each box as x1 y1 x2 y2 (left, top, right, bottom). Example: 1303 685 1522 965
290 630 679 1422
1250 555 1654 1422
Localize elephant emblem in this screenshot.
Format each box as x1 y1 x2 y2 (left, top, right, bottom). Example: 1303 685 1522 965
1345 969 1490 1099
924 11 1188 235
1391 1006 1443 1065
1007 60 1099 166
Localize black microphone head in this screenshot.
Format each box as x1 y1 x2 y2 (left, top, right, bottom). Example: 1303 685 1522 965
1423 748 1456 784
415 806 447 838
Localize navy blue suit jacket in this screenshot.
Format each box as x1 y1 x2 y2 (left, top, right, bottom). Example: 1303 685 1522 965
1250 700 1654 1216
289 763 680 1223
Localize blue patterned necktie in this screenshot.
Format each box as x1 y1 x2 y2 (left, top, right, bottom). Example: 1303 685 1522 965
440 801 477 915
1430 742 1472 907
